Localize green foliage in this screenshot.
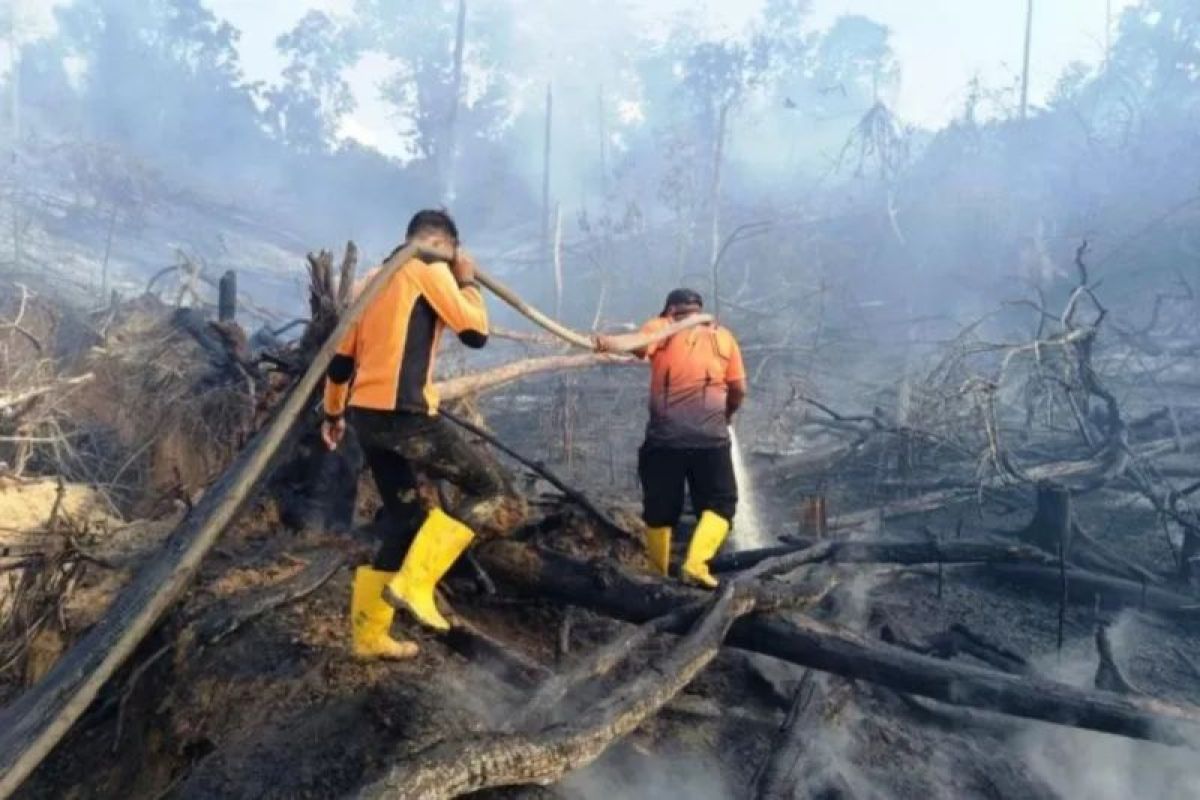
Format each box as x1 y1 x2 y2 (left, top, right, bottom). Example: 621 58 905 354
49 0 261 172
264 11 357 152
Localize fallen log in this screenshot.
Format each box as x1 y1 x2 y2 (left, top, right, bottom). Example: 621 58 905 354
356 587 754 799
753 670 856 800
186 549 345 647
881 621 1031 676
477 541 1200 747
0 241 434 799
825 435 1197 531
513 602 703 730
711 540 818 573
725 538 1058 582
966 563 1200 621
475 268 712 353
514 578 823 733
443 618 554 690
437 354 637 402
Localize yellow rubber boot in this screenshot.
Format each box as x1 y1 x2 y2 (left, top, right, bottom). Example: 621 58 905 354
351 567 419 660
681 511 731 589
384 508 475 631
645 526 672 577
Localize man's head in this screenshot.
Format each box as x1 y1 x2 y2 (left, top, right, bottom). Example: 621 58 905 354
405 209 459 246
661 288 703 320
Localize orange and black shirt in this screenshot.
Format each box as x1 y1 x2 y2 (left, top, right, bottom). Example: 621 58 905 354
638 317 746 448
323 256 488 417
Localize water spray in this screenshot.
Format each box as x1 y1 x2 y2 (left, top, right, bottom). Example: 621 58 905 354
729 426 770 551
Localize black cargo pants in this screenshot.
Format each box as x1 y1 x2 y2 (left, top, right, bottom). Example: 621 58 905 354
637 442 738 528
349 408 517 571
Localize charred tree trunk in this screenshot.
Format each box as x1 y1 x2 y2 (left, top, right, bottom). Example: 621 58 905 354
1180 519 1200 582
477 541 1200 747
1094 622 1140 696
357 588 754 799
218 270 237 323
754 671 856 800
298 243 358 363
1018 482 1072 555
967 563 1200 621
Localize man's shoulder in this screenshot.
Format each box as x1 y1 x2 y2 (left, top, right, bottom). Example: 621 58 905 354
351 258 434 299
715 325 740 346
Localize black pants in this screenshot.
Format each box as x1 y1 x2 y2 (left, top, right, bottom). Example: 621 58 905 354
350 409 515 571
638 442 738 528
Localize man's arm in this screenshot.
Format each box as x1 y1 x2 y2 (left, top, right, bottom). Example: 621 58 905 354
596 317 668 358
322 323 358 449
725 333 747 423
415 251 489 348
726 380 747 422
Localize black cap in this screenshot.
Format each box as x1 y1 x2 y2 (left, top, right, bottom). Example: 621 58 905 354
661 288 703 315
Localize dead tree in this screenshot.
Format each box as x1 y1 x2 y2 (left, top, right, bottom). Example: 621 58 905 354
1018 482 1072 554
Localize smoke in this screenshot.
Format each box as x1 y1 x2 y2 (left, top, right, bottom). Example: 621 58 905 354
1021 729 1200 800
1017 612 1200 800
558 751 731 800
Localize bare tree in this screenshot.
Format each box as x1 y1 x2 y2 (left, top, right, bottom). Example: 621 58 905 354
442 0 467 204
1020 0 1034 120
541 82 553 271
6 3 22 272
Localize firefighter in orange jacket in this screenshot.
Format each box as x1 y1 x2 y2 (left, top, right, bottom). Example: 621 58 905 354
322 209 521 660
599 288 747 587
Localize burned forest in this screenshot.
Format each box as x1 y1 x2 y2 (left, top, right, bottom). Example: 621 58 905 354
2 1 1200 798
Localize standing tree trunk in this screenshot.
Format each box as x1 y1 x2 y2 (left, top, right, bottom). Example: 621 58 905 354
541 82 553 272
218 270 238 323
1020 0 1034 120
1018 482 1072 556
442 0 467 204
8 8 20 272
709 101 730 316
552 203 563 318
99 203 118 299
596 85 607 195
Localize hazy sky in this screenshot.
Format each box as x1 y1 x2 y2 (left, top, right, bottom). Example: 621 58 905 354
807 0 1134 124
204 0 1133 155
9 0 1136 155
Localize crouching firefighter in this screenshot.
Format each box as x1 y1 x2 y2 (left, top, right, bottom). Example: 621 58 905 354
600 288 747 588
322 209 523 660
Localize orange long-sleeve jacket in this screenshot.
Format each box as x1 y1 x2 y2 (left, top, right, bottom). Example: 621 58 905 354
323 256 488 417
